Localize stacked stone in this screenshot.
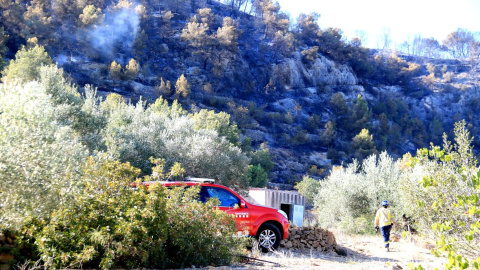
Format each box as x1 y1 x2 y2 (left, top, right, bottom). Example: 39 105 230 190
280 226 338 254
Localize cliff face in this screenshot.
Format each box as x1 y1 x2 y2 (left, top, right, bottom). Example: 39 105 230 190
40 2 480 186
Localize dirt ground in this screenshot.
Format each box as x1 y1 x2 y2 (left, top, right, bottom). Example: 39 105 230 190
205 231 447 270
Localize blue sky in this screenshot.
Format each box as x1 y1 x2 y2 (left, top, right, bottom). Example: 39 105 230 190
275 0 480 49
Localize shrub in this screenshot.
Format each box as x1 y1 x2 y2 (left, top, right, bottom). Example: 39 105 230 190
101 96 249 189
0 75 88 231
247 164 267 187
1 45 53 84
249 142 274 172
294 175 320 205
34 157 244 269
405 121 480 268
313 152 404 233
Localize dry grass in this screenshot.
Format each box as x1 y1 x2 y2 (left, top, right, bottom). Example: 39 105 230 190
217 230 447 270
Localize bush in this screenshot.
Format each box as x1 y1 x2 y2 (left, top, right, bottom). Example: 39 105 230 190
294 175 320 205
33 157 244 269
313 152 404 233
1 45 53 84
0 73 88 231
247 164 267 187
405 121 480 268
101 96 250 189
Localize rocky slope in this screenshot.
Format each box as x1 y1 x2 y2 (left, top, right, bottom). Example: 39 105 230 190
29 1 480 186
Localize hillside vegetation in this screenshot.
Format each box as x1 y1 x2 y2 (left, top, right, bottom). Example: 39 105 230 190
1 0 480 269
2 0 479 184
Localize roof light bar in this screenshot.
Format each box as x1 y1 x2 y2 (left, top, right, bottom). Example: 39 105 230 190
185 177 215 183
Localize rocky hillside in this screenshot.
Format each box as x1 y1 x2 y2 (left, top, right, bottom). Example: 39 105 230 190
1 0 479 186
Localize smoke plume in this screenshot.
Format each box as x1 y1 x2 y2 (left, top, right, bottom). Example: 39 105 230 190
87 5 140 57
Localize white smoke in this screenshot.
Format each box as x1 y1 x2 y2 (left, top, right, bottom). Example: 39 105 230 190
88 6 140 56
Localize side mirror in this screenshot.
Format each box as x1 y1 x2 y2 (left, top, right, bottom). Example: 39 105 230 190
240 200 246 208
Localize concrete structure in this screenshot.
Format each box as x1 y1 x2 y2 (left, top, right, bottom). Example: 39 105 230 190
248 188 305 226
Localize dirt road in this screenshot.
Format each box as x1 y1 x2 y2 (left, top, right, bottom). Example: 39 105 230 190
230 232 446 270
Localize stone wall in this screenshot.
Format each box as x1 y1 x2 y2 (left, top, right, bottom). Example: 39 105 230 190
280 226 338 254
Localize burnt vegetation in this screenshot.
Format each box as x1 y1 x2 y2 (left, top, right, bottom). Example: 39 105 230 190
1 0 480 184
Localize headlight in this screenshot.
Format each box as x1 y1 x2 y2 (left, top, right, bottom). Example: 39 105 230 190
278 209 288 219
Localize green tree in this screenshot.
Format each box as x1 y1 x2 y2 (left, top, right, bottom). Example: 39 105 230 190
102 96 249 189
181 21 210 48
330 92 351 130
0 27 8 68
34 157 243 269
443 28 476 59
295 13 320 46
249 142 274 172
22 0 53 43
124 58 140 81
272 31 294 59
253 0 289 39
109 60 122 83
428 116 444 144
406 120 480 269
156 77 172 96
1 45 53 83
319 121 337 147
378 113 390 136
352 129 377 161
79 5 104 26
216 17 238 48
175 74 190 98
0 67 88 230
294 175 320 205
247 164 267 187
350 94 371 132
192 109 240 145
314 152 403 233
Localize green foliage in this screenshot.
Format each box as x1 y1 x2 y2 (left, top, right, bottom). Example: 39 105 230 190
175 73 191 98
350 95 371 132
156 77 172 96
295 13 320 46
192 109 240 145
124 58 139 80
34 157 243 269
0 69 88 230
291 128 310 146
1 45 53 83
294 175 320 204
249 142 274 172
0 26 8 69
102 95 249 189
109 61 122 81
216 17 239 48
405 120 480 267
79 5 104 26
314 152 404 233
351 129 377 161
247 164 267 187
1 63 250 235
319 121 337 147
370 55 421 87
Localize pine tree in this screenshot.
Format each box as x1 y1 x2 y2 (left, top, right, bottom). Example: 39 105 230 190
1 45 53 83
109 61 122 86
124 58 139 81
352 129 377 161
175 74 190 98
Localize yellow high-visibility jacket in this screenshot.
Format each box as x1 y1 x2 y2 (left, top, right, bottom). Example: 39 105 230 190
375 207 395 227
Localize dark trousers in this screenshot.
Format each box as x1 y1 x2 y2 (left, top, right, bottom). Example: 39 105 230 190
380 224 392 248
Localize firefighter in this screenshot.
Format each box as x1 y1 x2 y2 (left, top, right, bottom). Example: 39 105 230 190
374 200 398 252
